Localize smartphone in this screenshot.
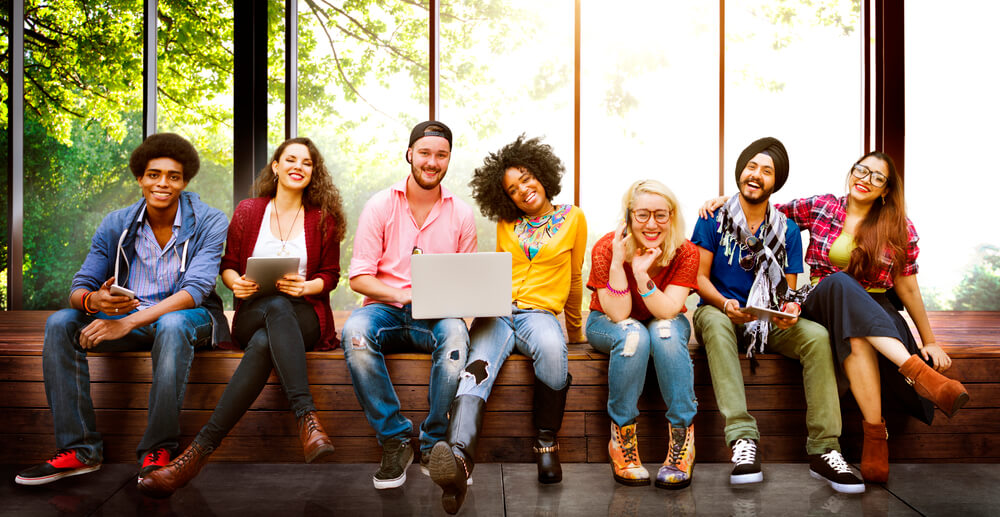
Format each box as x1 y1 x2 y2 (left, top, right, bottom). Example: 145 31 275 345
110 284 136 300
621 212 632 238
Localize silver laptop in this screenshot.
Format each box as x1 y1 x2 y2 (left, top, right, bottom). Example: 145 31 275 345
410 252 512 319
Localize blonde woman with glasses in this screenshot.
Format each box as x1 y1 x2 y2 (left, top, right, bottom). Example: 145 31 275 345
585 179 700 490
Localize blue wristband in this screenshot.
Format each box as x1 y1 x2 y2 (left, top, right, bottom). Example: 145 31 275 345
640 287 656 298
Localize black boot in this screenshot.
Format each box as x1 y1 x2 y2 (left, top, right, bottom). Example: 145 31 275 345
430 395 484 515
533 374 572 484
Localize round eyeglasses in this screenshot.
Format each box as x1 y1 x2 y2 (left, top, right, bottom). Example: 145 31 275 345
851 164 888 188
631 209 671 224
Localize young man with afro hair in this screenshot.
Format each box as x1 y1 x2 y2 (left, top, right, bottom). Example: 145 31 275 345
16 133 230 487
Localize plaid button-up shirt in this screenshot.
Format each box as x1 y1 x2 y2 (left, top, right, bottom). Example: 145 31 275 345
776 194 919 290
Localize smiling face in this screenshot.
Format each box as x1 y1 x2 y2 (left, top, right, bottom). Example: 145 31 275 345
848 155 890 204
630 192 672 249
271 143 313 194
408 135 451 190
137 157 188 213
738 152 776 205
503 167 552 217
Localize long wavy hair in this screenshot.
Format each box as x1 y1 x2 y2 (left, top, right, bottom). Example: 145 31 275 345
621 179 687 267
252 137 347 242
846 151 908 282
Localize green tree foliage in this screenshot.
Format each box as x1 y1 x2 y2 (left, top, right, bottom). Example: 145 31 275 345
951 245 1000 311
3 0 516 309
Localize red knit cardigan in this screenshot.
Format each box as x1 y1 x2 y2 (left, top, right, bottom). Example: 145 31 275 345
220 197 341 350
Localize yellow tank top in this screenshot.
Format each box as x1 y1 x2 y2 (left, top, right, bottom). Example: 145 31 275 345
811 232 886 293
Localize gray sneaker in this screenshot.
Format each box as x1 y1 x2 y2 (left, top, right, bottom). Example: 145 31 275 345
373 437 413 489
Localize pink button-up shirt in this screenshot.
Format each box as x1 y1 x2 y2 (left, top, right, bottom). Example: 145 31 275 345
349 177 478 307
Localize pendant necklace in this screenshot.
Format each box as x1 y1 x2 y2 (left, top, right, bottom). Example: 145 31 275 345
274 198 302 257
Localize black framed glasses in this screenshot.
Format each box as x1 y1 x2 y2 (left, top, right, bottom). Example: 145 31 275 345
851 164 888 188
631 209 671 224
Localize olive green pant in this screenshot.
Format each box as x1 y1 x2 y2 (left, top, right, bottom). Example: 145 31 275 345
693 305 842 455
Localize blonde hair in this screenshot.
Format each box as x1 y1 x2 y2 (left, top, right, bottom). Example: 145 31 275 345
621 179 686 267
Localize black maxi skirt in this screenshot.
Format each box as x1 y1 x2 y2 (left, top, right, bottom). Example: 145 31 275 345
802 271 935 424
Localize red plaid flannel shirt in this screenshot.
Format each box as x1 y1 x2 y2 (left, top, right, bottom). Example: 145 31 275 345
775 194 919 290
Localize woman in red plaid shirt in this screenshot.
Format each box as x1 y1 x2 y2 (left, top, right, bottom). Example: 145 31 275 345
701 151 969 485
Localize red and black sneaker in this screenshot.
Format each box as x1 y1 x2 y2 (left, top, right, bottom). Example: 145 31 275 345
15 450 100 486
139 448 171 480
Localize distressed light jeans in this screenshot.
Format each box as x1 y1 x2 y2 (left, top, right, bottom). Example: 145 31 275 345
586 311 696 428
341 303 469 455
456 308 570 401
42 307 212 465
693 304 842 455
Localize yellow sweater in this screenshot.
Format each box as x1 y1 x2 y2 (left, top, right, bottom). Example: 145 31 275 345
497 205 588 338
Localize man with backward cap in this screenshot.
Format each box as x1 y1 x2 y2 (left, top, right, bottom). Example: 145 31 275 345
341 121 478 489
690 137 865 494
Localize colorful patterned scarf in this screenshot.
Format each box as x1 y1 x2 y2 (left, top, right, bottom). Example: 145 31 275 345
514 204 571 260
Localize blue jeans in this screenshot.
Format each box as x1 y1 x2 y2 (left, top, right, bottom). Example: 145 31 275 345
42 307 212 465
586 311 697 428
341 303 469 454
457 308 569 401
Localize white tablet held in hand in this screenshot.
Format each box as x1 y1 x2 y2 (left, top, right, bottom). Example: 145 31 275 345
743 305 795 321
245 257 300 297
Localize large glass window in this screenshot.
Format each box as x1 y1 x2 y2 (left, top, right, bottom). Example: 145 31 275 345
156 0 234 217
581 1 719 237
725 0 863 204
440 0 574 253
906 1 1000 310
297 0 428 310
21 1 144 309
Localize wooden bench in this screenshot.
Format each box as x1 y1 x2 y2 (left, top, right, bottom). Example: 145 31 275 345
2 311 998 464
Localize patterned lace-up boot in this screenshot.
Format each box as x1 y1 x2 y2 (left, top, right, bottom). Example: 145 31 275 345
656 423 695 489
608 421 650 486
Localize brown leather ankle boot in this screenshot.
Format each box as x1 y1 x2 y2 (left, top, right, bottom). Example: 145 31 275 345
137 441 213 498
860 419 889 483
898 355 970 417
298 411 335 463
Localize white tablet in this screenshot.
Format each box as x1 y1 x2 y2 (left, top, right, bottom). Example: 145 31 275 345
245 257 300 297
743 305 796 321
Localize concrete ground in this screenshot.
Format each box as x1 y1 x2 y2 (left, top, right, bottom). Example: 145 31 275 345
3 462 995 516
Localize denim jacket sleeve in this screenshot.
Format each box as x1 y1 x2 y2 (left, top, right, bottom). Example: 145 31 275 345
70 209 127 294
177 206 228 307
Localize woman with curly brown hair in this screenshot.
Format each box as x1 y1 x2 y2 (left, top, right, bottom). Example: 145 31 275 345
138 137 347 498
429 135 587 514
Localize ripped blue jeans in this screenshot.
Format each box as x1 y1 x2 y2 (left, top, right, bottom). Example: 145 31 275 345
456 308 569 401
341 303 469 455
586 311 696 428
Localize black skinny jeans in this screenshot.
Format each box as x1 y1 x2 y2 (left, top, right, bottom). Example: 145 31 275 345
196 295 320 449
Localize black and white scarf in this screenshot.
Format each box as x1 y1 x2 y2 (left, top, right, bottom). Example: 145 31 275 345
715 194 799 357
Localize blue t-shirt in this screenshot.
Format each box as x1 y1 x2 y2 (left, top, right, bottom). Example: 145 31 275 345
691 208 804 306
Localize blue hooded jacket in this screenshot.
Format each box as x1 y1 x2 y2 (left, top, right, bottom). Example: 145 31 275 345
70 191 231 346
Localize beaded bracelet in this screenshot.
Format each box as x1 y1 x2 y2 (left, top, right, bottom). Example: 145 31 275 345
605 281 630 297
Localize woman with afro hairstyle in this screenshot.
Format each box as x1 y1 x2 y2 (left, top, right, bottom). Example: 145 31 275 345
428 135 587 514
139 137 347 498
